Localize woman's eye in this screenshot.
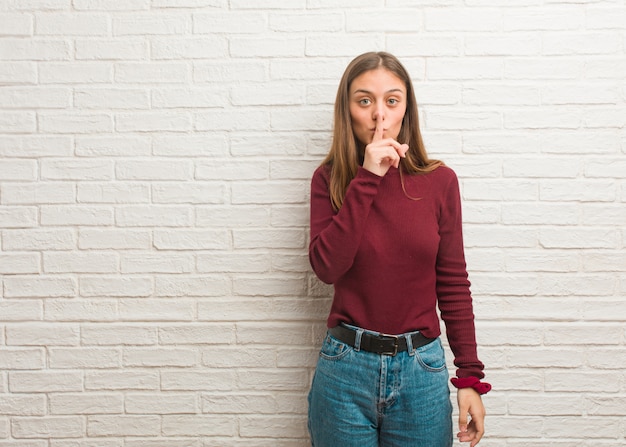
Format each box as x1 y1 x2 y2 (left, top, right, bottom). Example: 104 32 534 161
388 98 398 105
359 98 371 105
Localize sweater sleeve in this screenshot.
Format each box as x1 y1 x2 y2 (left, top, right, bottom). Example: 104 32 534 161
309 166 382 284
435 169 485 379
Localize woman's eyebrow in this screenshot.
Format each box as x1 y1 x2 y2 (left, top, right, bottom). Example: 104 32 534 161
352 88 405 95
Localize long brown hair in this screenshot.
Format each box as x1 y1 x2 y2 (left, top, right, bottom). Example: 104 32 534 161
322 52 442 210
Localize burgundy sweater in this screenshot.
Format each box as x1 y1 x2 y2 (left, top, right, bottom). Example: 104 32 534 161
309 164 485 379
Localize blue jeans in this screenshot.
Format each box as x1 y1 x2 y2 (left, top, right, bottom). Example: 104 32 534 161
308 326 453 447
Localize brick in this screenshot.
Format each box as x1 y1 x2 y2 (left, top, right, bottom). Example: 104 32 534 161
115 112 192 132
49 348 120 369
195 160 267 181
0 14 33 36
233 229 305 249
4 276 77 298
12 417 85 439
153 134 228 157
502 6 583 30
49 393 124 415
240 415 307 438
0 349 45 370
231 82 305 106
0 39 70 61
85 371 159 391
40 205 114 226
75 88 150 109
80 276 152 297
0 62 37 84
152 87 228 108
424 8 500 31
118 299 195 321
0 159 37 181
0 111 36 133
78 182 149 204
75 39 148 60
154 275 230 297
195 205 270 227
75 136 150 157
39 62 112 83
2 228 76 251
194 60 267 83
44 299 118 322
39 113 113 133
73 0 150 10
0 253 40 274
115 160 193 180
388 35 460 57
153 229 229 250
230 36 304 57
193 11 266 33
505 58 582 80
233 275 306 297
161 415 236 437
81 324 157 345
114 62 188 83
158 324 236 345
151 37 227 59
43 252 117 273
78 229 151 250
87 415 160 437
0 87 70 108
125 393 197 414
115 206 193 227
35 13 108 35
152 182 225 204
0 136 73 157
2 182 75 205
122 348 197 367
503 157 579 178
42 158 113 180
305 35 383 57
197 253 270 274
120 253 194 273
112 14 189 35
0 395 46 416
230 133 307 156
543 32 621 56
194 109 270 132
270 12 342 32
160 370 236 391
6 324 79 346
9 371 83 393
202 393 278 414
465 35 540 56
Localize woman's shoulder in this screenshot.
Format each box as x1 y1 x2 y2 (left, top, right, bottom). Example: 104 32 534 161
423 163 458 184
311 163 332 188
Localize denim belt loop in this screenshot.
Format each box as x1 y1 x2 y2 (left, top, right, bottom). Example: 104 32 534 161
354 328 364 352
405 333 415 356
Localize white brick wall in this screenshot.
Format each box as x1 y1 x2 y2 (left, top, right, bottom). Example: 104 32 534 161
0 1 624 446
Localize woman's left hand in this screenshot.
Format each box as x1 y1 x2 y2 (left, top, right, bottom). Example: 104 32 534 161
456 388 486 446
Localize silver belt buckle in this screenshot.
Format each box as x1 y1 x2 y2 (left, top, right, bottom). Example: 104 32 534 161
378 333 399 356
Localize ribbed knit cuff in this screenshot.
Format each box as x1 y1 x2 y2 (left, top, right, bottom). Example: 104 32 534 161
451 377 492 395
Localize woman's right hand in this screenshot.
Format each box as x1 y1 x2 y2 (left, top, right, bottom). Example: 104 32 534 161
362 118 409 177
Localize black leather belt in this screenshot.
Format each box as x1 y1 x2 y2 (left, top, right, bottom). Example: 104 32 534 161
328 325 434 356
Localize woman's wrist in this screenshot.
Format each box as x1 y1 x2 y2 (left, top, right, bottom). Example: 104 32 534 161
451 377 492 395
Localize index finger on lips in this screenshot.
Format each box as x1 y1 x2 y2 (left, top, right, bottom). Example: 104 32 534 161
372 118 384 143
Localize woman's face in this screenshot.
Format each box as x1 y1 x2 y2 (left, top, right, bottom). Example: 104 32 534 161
349 67 407 146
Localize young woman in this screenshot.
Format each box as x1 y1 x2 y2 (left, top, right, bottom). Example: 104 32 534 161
307 52 490 447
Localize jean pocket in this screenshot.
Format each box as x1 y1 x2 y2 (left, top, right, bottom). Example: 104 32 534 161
415 338 447 372
319 333 353 361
